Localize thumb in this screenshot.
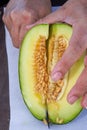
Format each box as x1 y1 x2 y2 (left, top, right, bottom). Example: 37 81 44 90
37 7 66 24
26 7 66 29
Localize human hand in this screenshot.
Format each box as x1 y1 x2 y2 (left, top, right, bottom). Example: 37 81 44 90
33 0 87 108
3 0 51 48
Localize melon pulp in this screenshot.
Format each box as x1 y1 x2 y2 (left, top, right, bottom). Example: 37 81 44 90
19 23 84 124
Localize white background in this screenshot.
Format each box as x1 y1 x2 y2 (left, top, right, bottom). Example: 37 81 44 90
5 7 87 130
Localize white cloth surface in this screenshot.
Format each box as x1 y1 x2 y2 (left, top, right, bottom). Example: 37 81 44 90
5 7 87 130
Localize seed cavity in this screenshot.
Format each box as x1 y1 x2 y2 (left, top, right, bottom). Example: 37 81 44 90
33 35 68 103
48 35 68 102
33 36 48 102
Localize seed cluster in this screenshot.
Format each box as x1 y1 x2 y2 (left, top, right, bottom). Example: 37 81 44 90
33 36 48 103
33 35 68 103
47 80 64 103
47 35 68 102
57 35 68 60
52 35 67 65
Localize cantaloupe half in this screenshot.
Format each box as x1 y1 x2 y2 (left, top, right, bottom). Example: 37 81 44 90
19 23 85 124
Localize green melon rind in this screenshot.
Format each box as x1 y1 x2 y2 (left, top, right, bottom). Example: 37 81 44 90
18 23 84 124
19 24 49 120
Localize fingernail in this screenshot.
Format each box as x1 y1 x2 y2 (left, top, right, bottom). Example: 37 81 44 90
51 72 62 81
68 96 78 104
26 25 30 29
82 97 87 109
85 106 87 109
26 24 34 29
84 56 87 66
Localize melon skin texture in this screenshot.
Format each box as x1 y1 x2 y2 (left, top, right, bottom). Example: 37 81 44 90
19 23 84 124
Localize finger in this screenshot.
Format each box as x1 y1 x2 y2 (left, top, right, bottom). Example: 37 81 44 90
19 14 39 47
84 55 87 66
2 14 12 31
67 65 87 104
81 55 87 108
81 94 87 109
51 25 86 81
37 8 66 24
19 8 40 47
10 10 21 48
3 14 20 48
19 23 34 47
18 24 28 47
10 25 20 48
